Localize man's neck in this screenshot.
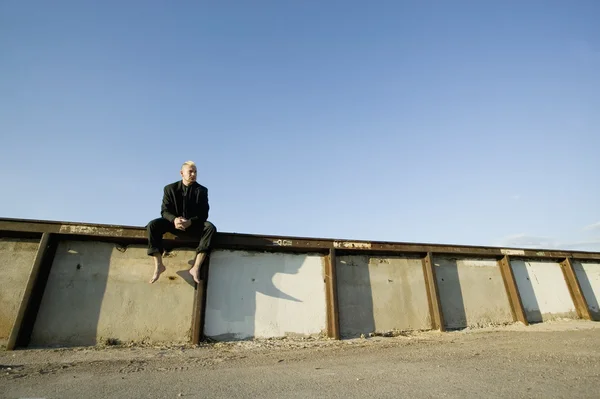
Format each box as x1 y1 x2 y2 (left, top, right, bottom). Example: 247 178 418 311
182 180 194 187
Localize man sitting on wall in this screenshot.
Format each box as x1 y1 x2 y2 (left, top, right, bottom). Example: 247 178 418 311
146 161 217 284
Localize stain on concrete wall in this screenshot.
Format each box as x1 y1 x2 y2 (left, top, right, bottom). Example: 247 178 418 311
511 259 577 323
0 238 39 346
572 261 600 320
337 255 430 338
204 250 327 340
435 257 513 329
30 241 196 347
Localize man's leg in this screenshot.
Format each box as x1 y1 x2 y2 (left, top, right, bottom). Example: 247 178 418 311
147 217 175 283
189 221 217 284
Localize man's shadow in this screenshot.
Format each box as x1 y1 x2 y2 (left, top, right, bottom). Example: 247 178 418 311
174 257 207 286
202 250 309 340
163 232 210 287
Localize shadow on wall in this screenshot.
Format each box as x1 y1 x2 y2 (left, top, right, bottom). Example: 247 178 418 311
0 238 40 345
30 241 112 347
435 258 467 330
205 250 310 340
336 255 375 338
510 259 543 323
572 261 600 321
336 254 433 337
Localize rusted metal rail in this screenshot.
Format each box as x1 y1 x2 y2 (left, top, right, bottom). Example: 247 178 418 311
3 217 600 260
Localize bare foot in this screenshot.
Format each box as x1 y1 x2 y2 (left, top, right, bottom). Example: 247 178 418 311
150 264 166 284
189 266 201 284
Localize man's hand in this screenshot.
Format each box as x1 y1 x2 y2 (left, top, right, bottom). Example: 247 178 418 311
174 217 192 231
174 217 186 231
181 219 192 229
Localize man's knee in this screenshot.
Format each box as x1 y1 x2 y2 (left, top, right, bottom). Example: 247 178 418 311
147 218 169 232
204 221 217 233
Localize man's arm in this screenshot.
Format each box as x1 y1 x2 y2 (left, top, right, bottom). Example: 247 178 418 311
160 185 178 223
189 187 209 225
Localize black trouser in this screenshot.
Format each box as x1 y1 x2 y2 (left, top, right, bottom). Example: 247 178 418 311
146 218 217 256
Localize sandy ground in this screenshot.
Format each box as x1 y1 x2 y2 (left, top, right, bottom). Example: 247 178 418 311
2 320 600 399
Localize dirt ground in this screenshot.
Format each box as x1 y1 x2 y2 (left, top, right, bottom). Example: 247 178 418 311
2 320 600 399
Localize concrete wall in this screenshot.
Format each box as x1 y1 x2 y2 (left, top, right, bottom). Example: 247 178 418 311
336 255 430 337
435 257 513 329
573 261 600 320
204 250 327 340
30 241 196 347
0 238 39 346
4 234 600 350
511 259 577 323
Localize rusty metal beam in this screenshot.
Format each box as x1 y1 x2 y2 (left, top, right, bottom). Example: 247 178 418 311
422 252 445 331
2 217 600 261
325 248 340 339
560 257 592 320
498 255 528 325
191 255 211 345
7 233 57 350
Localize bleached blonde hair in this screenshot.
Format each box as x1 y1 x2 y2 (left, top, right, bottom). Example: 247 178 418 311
181 160 196 170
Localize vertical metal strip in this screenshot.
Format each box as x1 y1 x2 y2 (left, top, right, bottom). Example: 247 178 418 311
422 252 445 331
7 232 56 350
325 248 340 339
191 255 211 345
560 257 592 320
497 255 528 325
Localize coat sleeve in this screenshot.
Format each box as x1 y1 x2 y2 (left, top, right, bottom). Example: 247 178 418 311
160 185 178 223
190 187 209 225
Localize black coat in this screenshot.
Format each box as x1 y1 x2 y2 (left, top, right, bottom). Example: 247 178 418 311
160 181 209 224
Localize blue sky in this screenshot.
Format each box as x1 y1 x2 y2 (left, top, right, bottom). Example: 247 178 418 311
1 1 599 250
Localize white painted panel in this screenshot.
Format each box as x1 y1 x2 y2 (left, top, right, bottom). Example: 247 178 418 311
205 250 327 340
510 260 576 322
573 261 600 317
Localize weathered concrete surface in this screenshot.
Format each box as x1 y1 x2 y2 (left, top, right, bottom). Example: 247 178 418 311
337 255 430 337
30 241 196 347
435 257 513 329
573 261 600 320
0 238 39 346
511 259 577 322
204 250 327 340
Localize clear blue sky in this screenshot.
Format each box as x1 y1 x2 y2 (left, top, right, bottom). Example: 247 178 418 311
1 1 599 250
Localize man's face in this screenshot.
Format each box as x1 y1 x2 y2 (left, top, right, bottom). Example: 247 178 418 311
181 165 197 185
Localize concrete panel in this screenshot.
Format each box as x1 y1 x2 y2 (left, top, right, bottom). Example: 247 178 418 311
573 261 600 320
337 255 430 338
435 257 513 329
511 259 577 323
205 250 327 340
0 238 39 346
31 241 196 347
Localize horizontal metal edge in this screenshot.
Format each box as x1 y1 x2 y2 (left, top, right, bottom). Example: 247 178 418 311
2 218 600 260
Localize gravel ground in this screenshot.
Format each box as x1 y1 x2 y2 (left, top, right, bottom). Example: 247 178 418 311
2 320 600 399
